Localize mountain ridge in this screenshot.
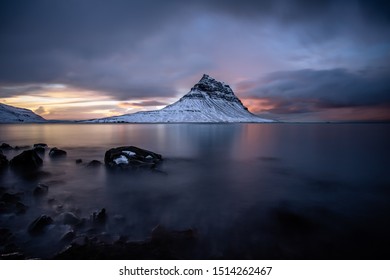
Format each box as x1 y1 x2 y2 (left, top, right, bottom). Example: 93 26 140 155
88 74 273 123
0 103 46 123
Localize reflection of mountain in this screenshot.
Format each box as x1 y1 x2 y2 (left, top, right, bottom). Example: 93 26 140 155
0 103 46 123
88 75 274 123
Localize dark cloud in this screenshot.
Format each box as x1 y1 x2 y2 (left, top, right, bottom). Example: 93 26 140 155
242 67 390 114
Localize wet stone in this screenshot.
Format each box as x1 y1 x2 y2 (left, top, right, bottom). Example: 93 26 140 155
49 147 67 158
28 215 53 235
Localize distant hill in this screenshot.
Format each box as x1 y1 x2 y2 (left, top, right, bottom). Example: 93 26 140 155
0 103 46 123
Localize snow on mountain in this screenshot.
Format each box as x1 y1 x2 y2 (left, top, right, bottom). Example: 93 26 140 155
0 103 46 123
88 74 274 123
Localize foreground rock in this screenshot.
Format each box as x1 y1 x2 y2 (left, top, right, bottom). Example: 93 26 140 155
0 143 13 150
9 150 43 170
49 147 67 158
104 146 162 169
0 151 8 170
54 225 197 259
28 215 53 234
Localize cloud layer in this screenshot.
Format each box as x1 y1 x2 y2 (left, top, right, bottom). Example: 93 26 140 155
0 0 389 120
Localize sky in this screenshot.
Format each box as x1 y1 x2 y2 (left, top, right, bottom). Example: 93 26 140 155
0 0 389 121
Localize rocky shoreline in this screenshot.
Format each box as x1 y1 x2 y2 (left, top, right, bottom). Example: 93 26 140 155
0 142 196 260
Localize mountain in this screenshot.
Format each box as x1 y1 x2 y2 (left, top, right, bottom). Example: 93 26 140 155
0 103 46 123
88 74 273 123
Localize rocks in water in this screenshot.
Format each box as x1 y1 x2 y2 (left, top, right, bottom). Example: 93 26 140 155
92 208 107 224
0 191 27 215
87 160 102 167
33 143 48 148
75 159 83 164
54 225 197 260
60 231 76 242
0 151 8 170
9 150 43 170
0 143 13 150
104 146 162 169
49 147 67 158
61 212 81 226
14 145 30 150
33 146 45 155
28 215 53 234
33 183 49 196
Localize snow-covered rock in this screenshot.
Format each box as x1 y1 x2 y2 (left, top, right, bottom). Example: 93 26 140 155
87 74 274 123
0 103 46 123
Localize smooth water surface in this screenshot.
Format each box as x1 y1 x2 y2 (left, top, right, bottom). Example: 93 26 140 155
0 123 389 259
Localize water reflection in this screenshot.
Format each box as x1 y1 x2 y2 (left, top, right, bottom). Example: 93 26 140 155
0 123 389 259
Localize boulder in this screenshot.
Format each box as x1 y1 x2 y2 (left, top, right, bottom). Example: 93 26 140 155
87 160 102 167
104 146 162 169
28 215 53 234
75 159 83 164
0 151 8 170
61 212 81 226
0 143 13 150
33 146 45 155
49 147 67 158
33 143 48 148
9 150 43 170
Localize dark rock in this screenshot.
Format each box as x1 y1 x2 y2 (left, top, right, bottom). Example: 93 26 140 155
9 150 43 170
28 215 53 234
33 183 49 196
75 159 83 164
87 160 102 167
33 143 48 148
33 146 45 155
0 143 13 150
14 145 30 150
60 231 76 242
54 225 197 260
15 202 27 214
0 152 8 170
92 208 106 224
62 212 81 226
0 192 26 214
1 192 21 204
104 146 162 169
49 147 67 158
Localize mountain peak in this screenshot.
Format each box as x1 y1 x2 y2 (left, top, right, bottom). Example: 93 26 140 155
191 74 234 97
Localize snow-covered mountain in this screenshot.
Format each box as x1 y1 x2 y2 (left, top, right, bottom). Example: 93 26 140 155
88 74 273 123
0 103 46 123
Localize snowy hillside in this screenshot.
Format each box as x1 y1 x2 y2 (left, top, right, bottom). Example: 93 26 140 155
0 103 46 123
88 75 273 123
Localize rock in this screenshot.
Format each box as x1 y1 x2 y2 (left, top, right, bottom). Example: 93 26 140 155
0 152 8 170
104 146 162 169
61 212 81 226
49 147 67 158
33 143 48 148
75 159 83 164
92 208 106 224
0 143 13 150
33 183 49 196
0 192 26 214
60 231 76 242
87 160 102 167
9 150 43 170
28 215 53 234
14 145 30 150
33 146 45 155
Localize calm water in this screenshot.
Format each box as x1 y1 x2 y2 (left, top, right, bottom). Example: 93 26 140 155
1 123 389 259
